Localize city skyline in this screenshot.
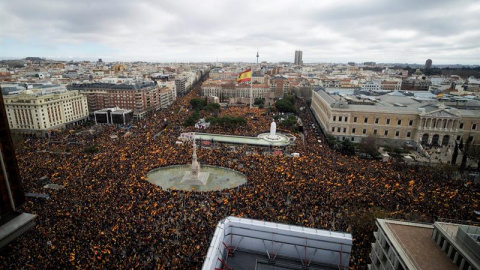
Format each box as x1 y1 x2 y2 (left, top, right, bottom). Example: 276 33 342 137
1 0 479 65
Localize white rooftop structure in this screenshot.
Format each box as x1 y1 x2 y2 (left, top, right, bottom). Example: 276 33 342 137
203 216 352 270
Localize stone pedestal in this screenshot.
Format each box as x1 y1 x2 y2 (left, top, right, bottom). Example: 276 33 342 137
181 171 210 185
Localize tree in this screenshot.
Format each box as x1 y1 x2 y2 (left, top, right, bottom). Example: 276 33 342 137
467 144 480 170
204 103 220 114
341 139 355 155
279 115 297 131
358 135 379 158
254 98 264 106
460 140 470 171
183 111 200 127
189 98 206 111
275 99 295 113
325 134 337 147
451 141 459 165
206 116 246 129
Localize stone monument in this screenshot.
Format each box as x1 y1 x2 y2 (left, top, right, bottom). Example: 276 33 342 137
181 136 209 185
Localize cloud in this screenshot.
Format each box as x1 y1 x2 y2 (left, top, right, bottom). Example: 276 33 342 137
0 0 478 64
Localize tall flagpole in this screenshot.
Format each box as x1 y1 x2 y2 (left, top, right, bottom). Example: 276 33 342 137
250 60 254 109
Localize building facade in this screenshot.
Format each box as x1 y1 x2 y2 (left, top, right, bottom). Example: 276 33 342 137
370 219 479 270
0 92 36 248
201 80 272 103
159 86 176 109
70 82 161 118
175 77 187 96
294 50 303 65
3 89 88 136
310 89 480 146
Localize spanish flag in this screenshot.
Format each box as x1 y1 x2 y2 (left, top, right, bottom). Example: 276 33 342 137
237 69 252 83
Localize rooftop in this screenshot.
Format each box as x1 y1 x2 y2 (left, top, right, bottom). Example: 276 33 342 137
382 220 456 270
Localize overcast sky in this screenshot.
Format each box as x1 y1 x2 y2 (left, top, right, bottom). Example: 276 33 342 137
1 0 479 64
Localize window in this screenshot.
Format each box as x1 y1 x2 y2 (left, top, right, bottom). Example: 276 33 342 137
374 129 377 135
384 130 389 136
473 123 477 130
337 127 341 132
459 122 464 129
386 119 391 125
407 132 411 137
395 131 400 136
375 118 379 124
345 117 348 122
332 127 335 132
397 119 402 125
343 128 347 133
353 116 357 122
339 116 342 122
363 129 367 134
333 116 336 121
352 128 356 134
409 120 413 126
456 135 461 141
351 137 354 141
364 117 368 123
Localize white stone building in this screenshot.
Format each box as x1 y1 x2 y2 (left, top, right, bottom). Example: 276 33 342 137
3 87 88 136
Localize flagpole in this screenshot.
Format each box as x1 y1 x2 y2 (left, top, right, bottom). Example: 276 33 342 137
250 66 253 109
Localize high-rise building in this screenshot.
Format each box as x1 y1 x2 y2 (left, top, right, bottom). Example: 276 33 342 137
425 59 433 69
294 50 303 65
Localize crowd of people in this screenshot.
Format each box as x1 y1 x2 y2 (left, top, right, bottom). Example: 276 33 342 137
1 84 479 269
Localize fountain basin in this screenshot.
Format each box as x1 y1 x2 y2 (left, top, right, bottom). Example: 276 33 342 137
146 165 247 192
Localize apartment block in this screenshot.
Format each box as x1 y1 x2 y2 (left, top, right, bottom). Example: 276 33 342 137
70 82 160 118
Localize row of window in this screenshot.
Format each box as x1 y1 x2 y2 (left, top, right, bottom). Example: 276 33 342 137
331 126 412 137
334 116 478 130
344 116 415 126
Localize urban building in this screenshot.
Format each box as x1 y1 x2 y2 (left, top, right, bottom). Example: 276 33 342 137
425 59 433 69
159 86 176 109
381 80 402 91
175 77 187 96
270 76 291 98
3 87 88 136
362 81 381 92
201 80 272 104
70 82 161 118
401 78 431 91
94 107 133 125
310 89 480 146
203 216 352 270
0 92 36 248
369 219 479 270
294 50 303 65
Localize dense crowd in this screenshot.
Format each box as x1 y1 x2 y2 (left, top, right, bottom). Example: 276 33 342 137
1 85 478 269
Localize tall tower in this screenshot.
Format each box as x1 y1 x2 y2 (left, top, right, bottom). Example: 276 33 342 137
256 50 259 64
294 50 303 65
425 59 432 69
